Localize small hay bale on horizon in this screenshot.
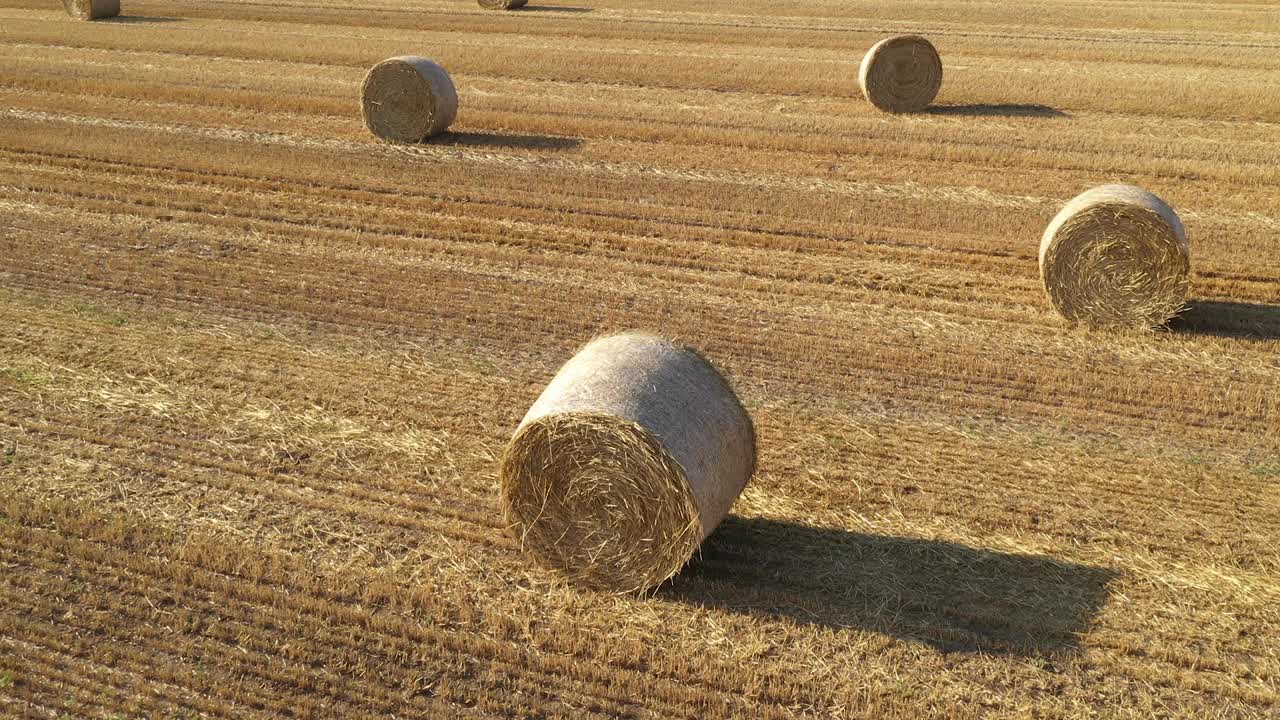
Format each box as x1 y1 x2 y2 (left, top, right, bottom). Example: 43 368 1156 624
360 56 458 143
858 35 943 114
1040 184 1191 329
63 0 120 20
500 332 756 594
478 0 528 8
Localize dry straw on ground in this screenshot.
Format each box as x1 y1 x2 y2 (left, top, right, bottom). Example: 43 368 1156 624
478 0 528 8
360 56 458 143
500 332 756 594
63 0 120 20
859 35 943 113
1040 184 1191 328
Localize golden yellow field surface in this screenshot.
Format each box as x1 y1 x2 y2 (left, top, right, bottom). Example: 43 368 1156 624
1 0 1278 716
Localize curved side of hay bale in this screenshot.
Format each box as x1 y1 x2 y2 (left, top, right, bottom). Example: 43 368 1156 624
500 332 756 593
359 56 458 143
63 0 121 20
858 35 943 114
478 0 529 8
1040 184 1191 328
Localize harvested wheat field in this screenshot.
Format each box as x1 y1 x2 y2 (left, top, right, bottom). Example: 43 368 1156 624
1 0 1278 717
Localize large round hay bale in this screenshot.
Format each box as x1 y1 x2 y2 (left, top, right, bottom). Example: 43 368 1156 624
360 56 458 143
478 0 528 8
500 332 756 593
63 0 120 20
858 35 943 113
1040 184 1191 328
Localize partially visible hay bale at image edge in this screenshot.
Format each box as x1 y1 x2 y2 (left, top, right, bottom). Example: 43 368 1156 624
500 332 756 594
478 0 528 9
360 56 458 143
1040 184 1191 329
63 0 120 20
859 35 943 114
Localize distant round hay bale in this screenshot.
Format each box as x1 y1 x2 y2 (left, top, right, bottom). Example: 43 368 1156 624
500 332 756 593
478 0 528 8
858 35 943 113
63 0 120 20
360 56 458 143
1040 184 1191 328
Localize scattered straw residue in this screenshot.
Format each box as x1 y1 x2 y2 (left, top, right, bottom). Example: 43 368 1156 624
858 35 943 114
360 56 458 143
63 0 120 20
1040 184 1191 329
500 332 755 594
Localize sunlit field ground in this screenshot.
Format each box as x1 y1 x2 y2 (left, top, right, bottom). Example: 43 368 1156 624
1 0 1278 717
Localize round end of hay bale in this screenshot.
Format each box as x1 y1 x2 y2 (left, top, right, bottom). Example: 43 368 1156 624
63 0 121 20
1040 184 1190 328
478 0 528 8
501 413 703 593
858 35 943 114
500 332 755 594
360 56 458 143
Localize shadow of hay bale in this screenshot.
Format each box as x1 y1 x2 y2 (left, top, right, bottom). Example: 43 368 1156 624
927 103 1068 118
1167 300 1280 341
425 131 582 151
98 15 185 23
520 5 593 12
663 516 1118 657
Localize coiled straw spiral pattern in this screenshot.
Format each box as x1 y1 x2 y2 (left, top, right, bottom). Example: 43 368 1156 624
1040 184 1191 328
858 35 943 113
360 56 458 143
500 333 756 594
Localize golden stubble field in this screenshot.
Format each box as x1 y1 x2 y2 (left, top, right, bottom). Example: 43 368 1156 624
1 0 1278 717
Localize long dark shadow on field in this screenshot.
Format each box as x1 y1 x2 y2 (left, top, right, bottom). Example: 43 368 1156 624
927 103 1068 118
1168 300 1280 341
664 516 1117 657
99 16 185 23
427 131 582 151
519 5 593 12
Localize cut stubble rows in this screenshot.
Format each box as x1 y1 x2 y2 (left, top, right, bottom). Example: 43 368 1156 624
0 0 1277 718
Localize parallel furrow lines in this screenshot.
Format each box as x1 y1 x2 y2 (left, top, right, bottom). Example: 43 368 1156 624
0 634 249 720
0 412 508 550
7 73 1280 190
5 263 1274 453
0 526 800 718
4 526 1273 712
5 144 1275 289
6 393 1272 566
